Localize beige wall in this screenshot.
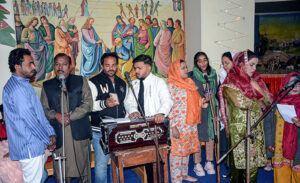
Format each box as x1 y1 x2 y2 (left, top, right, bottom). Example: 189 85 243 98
185 0 255 73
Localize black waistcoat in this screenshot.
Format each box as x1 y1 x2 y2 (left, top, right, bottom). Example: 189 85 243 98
43 74 91 149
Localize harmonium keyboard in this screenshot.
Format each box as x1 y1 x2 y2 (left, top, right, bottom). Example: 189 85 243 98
92 117 169 154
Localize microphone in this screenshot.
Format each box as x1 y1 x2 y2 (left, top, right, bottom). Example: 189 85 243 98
203 73 210 83
125 72 132 84
282 75 300 91
59 75 67 90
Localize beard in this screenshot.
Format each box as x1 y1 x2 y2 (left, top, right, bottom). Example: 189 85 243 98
21 69 37 79
104 70 117 77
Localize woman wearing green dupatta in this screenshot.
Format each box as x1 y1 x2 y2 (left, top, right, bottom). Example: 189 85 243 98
188 51 218 176
134 19 154 61
219 50 271 182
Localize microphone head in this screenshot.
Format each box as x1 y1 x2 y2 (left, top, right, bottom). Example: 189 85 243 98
124 72 130 79
124 72 132 83
58 75 65 80
203 73 209 81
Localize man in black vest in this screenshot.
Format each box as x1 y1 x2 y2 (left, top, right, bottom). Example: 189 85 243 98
88 52 127 183
41 53 93 183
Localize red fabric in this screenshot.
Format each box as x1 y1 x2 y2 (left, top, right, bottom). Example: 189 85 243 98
277 72 300 160
261 74 286 95
0 120 7 139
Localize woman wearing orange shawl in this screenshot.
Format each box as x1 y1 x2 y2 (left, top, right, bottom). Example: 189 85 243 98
168 59 204 183
273 72 300 183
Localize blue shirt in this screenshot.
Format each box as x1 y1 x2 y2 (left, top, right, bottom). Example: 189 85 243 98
3 74 55 160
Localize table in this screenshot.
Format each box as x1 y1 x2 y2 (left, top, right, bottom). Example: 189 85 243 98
111 144 169 183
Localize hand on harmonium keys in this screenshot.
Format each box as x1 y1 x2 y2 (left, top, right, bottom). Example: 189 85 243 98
154 113 165 124
128 112 141 119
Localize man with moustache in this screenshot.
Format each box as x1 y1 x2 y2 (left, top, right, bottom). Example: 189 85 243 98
124 54 173 183
41 53 93 183
88 52 127 183
3 48 56 183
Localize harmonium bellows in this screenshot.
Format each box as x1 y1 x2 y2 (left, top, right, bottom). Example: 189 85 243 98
92 117 169 154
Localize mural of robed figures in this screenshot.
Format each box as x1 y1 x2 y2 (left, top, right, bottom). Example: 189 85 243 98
54 19 75 70
13 0 184 83
154 20 172 76
21 17 47 83
38 16 55 79
122 17 138 57
134 19 154 60
66 17 80 71
80 17 103 78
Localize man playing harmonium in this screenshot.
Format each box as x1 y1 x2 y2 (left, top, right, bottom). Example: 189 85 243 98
88 52 127 183
124 54 173 183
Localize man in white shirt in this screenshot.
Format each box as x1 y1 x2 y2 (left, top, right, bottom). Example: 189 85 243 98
125 54 173 123
124 54 173 183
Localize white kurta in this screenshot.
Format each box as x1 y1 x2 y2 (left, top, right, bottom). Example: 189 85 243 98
124 73 173 117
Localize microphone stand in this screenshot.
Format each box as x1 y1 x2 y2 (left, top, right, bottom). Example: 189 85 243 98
205 79 220 183
217 86 294 182
54 80 67 183
126 75 164 183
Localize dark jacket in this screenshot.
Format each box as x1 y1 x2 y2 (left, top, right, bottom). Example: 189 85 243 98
43 74 92 149
89 71 127 127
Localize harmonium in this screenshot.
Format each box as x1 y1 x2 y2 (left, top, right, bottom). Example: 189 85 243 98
92 117 169 154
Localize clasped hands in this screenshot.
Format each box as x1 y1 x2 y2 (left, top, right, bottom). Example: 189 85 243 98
55 112 72 127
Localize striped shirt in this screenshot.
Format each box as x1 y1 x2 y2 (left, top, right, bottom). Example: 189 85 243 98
2 74 55 160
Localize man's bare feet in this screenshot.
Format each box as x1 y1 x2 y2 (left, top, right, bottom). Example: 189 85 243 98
183 175 198 182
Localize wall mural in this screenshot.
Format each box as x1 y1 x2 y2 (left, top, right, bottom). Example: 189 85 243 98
0 0 16 47
13 0 184 85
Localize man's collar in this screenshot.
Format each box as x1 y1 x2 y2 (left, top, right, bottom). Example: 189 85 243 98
142 72 152 82
12 73 30 82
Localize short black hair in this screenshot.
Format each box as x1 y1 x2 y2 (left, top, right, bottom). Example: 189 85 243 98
8 48 31 73
101 52 119 65
133 54 152 67
0 104 3 113
222 52 233 62
54 53 71 65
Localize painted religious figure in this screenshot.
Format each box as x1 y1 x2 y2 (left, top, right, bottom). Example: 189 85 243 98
80 17 103 78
